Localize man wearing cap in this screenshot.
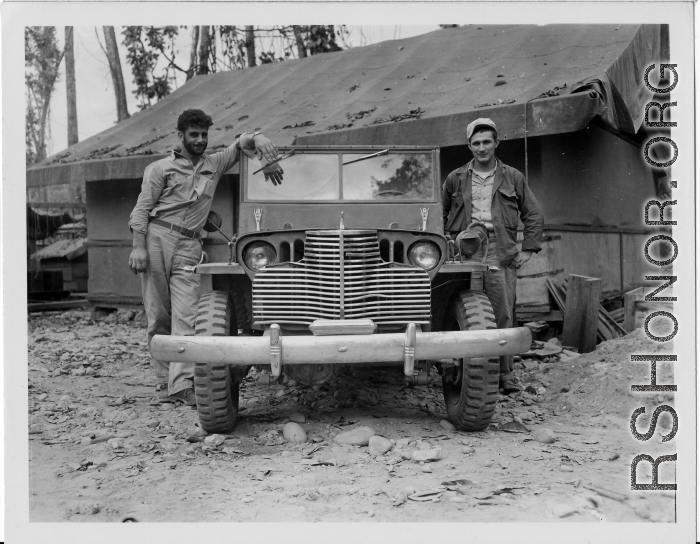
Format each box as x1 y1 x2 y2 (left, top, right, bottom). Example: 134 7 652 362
128 109 283 406
442 118 544 394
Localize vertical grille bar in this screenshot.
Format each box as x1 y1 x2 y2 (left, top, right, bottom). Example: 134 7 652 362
339 229 345 318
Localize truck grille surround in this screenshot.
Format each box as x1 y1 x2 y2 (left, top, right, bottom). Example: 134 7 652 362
252 230 431 326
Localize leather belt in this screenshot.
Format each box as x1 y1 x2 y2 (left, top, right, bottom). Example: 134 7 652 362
149 218 198 239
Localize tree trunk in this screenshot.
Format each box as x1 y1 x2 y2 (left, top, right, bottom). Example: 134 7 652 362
197 26 211 75
187 26 200 80
245 26 256 67
35 48 66 163
103 26 130 122
293 25 307 58
65 27 79 146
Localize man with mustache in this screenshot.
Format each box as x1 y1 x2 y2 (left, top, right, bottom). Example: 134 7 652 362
128 109 283 405
442 118 544 394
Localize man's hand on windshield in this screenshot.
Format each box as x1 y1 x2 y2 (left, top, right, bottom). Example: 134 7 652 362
262 163 284 186
252 134 279 163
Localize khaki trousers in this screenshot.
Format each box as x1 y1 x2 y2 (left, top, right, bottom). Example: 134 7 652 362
141 223 202 395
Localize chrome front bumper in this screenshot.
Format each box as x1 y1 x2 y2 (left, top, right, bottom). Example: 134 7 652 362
151 324 531 379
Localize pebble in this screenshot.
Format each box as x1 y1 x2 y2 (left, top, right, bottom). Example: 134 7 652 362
559 464 574 472
395 438 410 446
163 453 177 461
37 393 48 402
368 436 392 456
412 447 442 462
532 428 556 444
421 465 433 473
517 412 533 422
334 426 375 446
440 420 457 432
282 422 307 443
204 434 226 447
85 368 96 376
461 446 475 455
58 395 72 403
289 412 306 424
552 503 577 517
280 450 295 458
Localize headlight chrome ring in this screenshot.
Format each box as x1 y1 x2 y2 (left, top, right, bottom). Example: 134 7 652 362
408 241 440 271
244 242 277 271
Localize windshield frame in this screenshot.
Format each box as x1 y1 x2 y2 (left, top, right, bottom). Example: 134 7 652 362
241 146 440 204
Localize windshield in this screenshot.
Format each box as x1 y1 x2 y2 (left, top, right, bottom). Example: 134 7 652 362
245 150 434 202
343 153 434 200
247 153 339 200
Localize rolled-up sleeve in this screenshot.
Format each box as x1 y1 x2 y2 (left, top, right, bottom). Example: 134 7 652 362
210 132 258 175
517 172 544 253
128 162 165 234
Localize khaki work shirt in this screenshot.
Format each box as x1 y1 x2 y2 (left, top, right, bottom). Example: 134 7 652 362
470 166 496 230
129 134 257 235
442 158 544 266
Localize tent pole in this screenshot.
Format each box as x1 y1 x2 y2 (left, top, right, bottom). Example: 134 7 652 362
524 97 537 183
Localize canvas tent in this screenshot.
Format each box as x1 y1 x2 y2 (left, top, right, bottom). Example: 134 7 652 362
26 24 668 314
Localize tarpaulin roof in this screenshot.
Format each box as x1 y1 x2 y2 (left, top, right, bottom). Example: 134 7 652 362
28 24 666 185
30 237 86 261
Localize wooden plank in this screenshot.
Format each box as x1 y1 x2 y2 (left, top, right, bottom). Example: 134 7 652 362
28 299 89 312
562 274 602 353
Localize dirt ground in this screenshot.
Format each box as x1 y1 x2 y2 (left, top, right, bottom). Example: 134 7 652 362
27 309 676 523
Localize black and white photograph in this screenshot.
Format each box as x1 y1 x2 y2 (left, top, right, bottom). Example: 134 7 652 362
4 2 696 542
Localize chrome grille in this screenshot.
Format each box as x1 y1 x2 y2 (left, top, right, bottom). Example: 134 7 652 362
253 230 431 326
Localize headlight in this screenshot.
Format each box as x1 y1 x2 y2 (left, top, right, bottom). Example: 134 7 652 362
244 242 277 270
408 241 440 271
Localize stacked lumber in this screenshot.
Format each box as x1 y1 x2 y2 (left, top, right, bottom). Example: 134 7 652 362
546 278 627 343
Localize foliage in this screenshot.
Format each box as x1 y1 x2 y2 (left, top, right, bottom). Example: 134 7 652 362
122 26 179 110
117 25 350 111
25 26 64 166
373 155 433 199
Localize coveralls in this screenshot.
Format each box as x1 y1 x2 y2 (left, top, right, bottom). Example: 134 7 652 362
129 134 257 395
442 158 544 378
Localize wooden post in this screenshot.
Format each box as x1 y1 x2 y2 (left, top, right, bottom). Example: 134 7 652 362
562 274 602 353
624 286 644 333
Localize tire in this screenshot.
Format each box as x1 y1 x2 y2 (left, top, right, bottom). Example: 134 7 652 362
442 290 500 431
193 290 240 434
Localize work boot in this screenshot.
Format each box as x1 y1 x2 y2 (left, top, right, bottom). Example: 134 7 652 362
167 388 196 407
499 373 522 395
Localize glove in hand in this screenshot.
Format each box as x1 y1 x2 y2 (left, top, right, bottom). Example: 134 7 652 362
263 162 284 186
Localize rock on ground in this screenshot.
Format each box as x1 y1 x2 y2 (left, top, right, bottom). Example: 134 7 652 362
368 436 392 456
334 426 375 446
282 422 307 443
